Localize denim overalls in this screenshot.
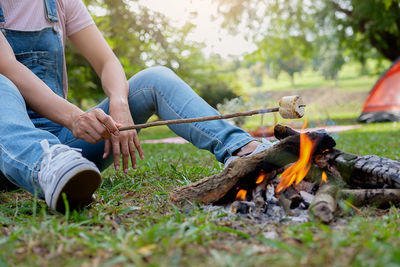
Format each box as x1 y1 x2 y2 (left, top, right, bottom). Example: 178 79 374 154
0 0 254 196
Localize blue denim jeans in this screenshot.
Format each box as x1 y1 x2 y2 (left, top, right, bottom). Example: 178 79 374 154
0 66 255 196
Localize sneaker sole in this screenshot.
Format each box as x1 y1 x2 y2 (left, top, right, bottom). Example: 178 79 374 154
49 163 102 213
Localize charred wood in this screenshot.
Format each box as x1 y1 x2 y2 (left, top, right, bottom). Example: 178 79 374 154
170 130 336 206
283 187 302 209
340 189 400 208
278 194 293 216
294 180 317 194
275 124 400 189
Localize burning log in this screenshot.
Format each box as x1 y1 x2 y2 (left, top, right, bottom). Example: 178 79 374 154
274 124 400 189
171 123 400 225
170 130 336 206
340 189 400 208
310 184 339 224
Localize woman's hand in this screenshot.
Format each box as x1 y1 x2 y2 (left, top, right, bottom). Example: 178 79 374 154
70 108 120 144
103 99 144 172
69 25 143 172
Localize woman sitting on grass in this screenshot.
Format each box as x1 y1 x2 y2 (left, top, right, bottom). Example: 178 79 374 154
0 0 267 212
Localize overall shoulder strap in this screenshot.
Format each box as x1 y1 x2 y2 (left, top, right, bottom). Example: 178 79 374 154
0 2 5 23
44 0 59 23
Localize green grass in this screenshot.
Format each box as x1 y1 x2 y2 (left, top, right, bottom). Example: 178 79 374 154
1 121 399 266
1 64 400 266
236 63 380 94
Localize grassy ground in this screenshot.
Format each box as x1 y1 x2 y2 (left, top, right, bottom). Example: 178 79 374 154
1 66 400 266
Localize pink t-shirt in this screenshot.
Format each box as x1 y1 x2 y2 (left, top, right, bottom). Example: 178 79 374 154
0 0 95 97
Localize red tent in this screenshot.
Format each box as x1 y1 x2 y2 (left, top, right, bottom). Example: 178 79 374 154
358 58 400 123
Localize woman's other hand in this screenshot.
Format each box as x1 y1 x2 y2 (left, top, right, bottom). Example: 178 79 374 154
103 99 144 172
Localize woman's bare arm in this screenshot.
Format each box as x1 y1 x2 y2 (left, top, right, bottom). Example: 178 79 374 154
69 25 144 171
0 31 119 143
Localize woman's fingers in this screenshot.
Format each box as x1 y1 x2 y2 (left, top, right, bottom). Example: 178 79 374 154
105 130 142 173
128 139 137 169
72 108 119 143
103 139 111 159
94 109 120 137
112 136 121 171
121 138 131 172
132 130 144 160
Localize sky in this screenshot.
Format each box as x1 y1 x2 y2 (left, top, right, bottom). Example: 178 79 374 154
139 0 256 58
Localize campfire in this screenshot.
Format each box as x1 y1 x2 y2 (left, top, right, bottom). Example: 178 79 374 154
170 124 400 224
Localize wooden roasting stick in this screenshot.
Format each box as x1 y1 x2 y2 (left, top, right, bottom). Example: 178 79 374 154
119 95 305 131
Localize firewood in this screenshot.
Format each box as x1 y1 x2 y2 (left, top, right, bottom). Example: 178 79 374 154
230 201 254 214
283 187 302 209
274 124 300 140
278 194 293 216
309 184 338 224
294 180 316 194
299 191 314 205
275 124 400 189
170 130 336 206
170 124 400 218
340 189 400 207
253 179 268 212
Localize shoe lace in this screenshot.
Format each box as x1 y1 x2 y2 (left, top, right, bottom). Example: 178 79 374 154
39 140 83 186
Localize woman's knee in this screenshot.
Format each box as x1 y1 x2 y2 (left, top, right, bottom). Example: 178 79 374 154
128 66 180 94
139 66 176 79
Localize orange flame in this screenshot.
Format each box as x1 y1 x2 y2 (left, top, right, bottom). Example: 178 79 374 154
256 171 266 184
276 121 315 193
321 171 327 184
236 189 247 200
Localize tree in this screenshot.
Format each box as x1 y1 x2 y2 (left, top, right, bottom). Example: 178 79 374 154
326 0 400 61
66 0 209 107
248 35 308 85
214 0 400 72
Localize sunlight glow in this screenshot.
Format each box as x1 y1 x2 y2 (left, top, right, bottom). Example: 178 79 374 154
140 0 256 58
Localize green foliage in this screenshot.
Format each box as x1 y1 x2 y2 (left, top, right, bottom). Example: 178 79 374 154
217 96 251 127
196 80 238 108
278 58 305 85
215 0 400 82
66 0 211 108
65 42 103 108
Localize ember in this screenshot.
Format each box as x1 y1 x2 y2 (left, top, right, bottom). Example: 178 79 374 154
321 171 327 185
256 171 266 184
236 189 247 201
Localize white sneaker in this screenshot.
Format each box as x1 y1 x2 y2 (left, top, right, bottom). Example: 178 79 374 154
224 139 275 169
38 140 101 212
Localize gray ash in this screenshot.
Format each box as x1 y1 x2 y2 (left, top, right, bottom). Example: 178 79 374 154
202 181 313 224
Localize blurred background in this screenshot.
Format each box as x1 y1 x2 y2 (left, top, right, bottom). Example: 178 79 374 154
69 0 399 131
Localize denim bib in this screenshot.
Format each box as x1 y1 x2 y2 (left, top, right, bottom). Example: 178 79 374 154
0 0 64 133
